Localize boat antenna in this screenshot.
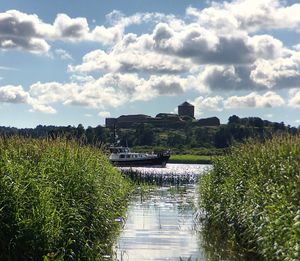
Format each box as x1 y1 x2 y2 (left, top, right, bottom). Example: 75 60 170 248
113 123 120 146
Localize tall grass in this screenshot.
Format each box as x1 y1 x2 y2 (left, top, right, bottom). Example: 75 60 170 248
0 137 132 260
199 135 300 260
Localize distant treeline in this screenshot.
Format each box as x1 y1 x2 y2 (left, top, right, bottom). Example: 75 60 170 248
114 115 298 149
0 124 111 146
0 115 298 150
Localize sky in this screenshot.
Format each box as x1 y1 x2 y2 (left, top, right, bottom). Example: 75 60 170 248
1 0 300 128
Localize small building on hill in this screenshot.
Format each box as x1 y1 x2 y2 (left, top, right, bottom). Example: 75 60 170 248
178 101 194 118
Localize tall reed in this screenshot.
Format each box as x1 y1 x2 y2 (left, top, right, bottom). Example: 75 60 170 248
0 137 132 260
199 135 300 260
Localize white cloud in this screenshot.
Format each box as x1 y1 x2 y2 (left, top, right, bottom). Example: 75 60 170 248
0 9 177 54
68 34 194 75
2 1 300 114
187 0 300 33
146 75 187 95
69 16 286 90
288 89 300 108
151 22 286 65
91 25 124 45
196 49 300 91
191 95 223 117
30 81 78 104
54 49 73 60
0 84 56 113
26 72 200 112
65 73 136 108
199 65 244 91
0 10 50 53
90 11 172 45
250 52 300 89
293 44 300 51
0 85 29 103
68 49 121 73
28 100 56 114
152 22 255 65
224 91 285 108
53 13 89 41
264 114 273 118
98 111 111 118
193 95 223 110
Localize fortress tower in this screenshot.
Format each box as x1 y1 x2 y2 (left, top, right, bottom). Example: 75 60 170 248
178 101 194 118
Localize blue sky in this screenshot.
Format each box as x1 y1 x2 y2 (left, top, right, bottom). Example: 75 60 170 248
1 0 300 128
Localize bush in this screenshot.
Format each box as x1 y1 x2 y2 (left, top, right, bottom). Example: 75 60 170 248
199 135 300 260
0 137 132 260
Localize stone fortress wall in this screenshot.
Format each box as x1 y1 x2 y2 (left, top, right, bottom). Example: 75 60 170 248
105 101 220 129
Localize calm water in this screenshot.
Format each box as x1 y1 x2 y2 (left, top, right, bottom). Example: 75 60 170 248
115 164 211 261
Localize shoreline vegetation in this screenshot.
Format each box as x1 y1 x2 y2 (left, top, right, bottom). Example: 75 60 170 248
169 154 212 164
199 135 300 260
132 146 224 164
2 134 299 260
0 137 132 260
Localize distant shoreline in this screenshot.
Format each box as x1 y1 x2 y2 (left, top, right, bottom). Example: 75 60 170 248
168 154 213 164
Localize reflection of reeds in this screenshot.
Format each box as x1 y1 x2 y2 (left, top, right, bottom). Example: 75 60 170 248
120 167 202 186
179 256 200 261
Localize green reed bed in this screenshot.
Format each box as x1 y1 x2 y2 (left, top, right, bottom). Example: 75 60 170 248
120 168 200 186
199 135 300 261
0 137 132 260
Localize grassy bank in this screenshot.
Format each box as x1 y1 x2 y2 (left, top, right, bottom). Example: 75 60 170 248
199 135 300 260
169 154 212 164
0 137 132 260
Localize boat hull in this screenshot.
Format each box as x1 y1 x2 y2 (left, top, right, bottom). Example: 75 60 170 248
111 155 170 167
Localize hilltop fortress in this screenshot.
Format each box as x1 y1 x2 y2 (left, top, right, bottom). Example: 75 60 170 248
105 102 220 129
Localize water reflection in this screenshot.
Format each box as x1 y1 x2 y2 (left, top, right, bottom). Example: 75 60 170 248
115 163 262 261
116 164 210 261
120 163 211 185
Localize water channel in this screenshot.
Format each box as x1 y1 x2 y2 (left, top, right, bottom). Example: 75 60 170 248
115 164 211 261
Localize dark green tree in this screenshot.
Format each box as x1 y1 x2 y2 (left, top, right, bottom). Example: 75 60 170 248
135 123 155 146
228 115 240 125
214 126 233 148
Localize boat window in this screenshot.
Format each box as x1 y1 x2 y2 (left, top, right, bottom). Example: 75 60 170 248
126 155 130 158
120 154 125 158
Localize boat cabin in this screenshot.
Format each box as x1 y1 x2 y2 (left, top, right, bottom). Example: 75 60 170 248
109 146 153 161
109 146 170 167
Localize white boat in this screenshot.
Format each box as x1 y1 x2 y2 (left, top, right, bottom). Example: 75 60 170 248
109 147 170 167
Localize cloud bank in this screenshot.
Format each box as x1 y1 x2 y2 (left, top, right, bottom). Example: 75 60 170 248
1 0 300 114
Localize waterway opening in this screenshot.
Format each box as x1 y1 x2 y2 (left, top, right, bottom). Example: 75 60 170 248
115 164 210 261
113 163 263 261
